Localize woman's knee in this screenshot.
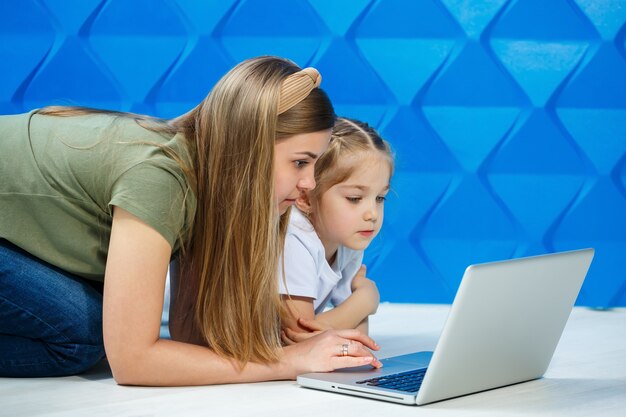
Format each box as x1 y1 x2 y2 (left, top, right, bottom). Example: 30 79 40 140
48 341 106 376
0 240 105 376
0 335 105 377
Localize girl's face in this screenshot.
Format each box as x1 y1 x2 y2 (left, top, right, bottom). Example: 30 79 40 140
274 129 331 215
312 151 391 260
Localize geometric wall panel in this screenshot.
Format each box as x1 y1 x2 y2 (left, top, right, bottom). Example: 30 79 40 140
88 0 188 114
488 111 586 244
1 0 625 306
423 106 520 171
0 1 55 113
220 0 326 65
552 178 626 306
420 175 519 291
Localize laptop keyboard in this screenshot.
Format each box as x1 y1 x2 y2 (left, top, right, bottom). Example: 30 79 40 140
356 368 427 393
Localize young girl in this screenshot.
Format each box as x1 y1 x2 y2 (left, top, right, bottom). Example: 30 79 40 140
0 57 381 384
279 117 393 342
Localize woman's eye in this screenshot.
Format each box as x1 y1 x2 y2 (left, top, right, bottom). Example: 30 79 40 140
376 196 387 203
294 160 308 168
346 197 361 203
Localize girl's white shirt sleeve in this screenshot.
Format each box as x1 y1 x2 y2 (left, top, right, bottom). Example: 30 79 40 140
279 232 320 300
279 208 364 314
329 246 363 308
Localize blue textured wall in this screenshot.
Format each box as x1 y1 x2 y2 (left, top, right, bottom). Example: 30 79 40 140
1 0 625 306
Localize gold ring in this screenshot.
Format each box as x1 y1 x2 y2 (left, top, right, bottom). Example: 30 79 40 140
341 343 349 357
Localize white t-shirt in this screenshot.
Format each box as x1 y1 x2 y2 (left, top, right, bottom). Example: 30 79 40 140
279 208 363 314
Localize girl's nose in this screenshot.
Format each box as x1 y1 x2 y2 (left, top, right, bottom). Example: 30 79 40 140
364 206 378 222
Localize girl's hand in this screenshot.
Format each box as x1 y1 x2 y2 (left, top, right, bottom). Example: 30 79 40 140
299 317 333 332
281 329 382 378
281 317 333 345
351 265 378 294
351 265 369 291
350 265 380 315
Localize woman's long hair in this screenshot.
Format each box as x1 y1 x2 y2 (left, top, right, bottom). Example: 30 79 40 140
37 56 335 366
169 57 335 365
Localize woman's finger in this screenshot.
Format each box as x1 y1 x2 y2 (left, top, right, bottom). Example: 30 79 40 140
330 355 376 370
339 339 382 368
334 328 380 351
324 334 382 368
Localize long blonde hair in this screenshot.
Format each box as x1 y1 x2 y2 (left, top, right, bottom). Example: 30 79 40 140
170 57 335 365
37 57 335 366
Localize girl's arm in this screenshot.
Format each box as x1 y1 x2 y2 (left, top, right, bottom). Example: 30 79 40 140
356 317 369 335
281 295 317 332
104 207 380 386
281 266 379 335
315 267 380 330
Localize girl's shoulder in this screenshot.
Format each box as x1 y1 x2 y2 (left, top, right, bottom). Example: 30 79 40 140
286 208 324 255
335 244 364 272
287 207 315 234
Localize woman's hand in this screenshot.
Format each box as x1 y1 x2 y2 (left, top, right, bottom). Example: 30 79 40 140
281 329 382 378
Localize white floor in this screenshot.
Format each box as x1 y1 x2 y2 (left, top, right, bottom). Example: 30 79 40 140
1 304 625 417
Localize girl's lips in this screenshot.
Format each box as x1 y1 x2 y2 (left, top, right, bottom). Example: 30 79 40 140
359 230 374 237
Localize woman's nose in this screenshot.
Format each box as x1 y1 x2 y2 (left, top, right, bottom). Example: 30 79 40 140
298 173 316 191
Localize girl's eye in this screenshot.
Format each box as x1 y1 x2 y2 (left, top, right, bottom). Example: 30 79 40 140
376 196 387 203
346 197 362 203
294 160 308 169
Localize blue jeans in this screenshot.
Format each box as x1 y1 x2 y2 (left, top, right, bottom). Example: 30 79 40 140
0 239 105 377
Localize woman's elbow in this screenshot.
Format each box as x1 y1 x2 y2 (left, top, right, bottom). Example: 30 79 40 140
104 339 147 385
108 354 140 385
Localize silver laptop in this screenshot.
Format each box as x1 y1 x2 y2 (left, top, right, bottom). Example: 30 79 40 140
297 248 594 405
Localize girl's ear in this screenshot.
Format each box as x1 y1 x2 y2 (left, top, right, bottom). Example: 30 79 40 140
295 192 313 214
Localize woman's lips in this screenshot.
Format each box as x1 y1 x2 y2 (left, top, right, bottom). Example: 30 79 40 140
359 230 374 237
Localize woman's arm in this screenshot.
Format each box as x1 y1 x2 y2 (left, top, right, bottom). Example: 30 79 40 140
104 207 380 386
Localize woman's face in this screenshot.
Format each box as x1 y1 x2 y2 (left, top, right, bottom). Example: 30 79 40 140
274 129 331 215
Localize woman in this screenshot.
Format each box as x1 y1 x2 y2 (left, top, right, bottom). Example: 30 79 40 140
0 56 381 384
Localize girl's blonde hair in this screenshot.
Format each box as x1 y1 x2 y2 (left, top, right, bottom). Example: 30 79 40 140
309 117 393 203
38 56 336 366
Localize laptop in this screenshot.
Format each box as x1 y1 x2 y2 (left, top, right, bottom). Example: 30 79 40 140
297 248 595 405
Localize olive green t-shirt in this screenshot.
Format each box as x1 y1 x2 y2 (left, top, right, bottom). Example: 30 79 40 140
0 110 196 281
